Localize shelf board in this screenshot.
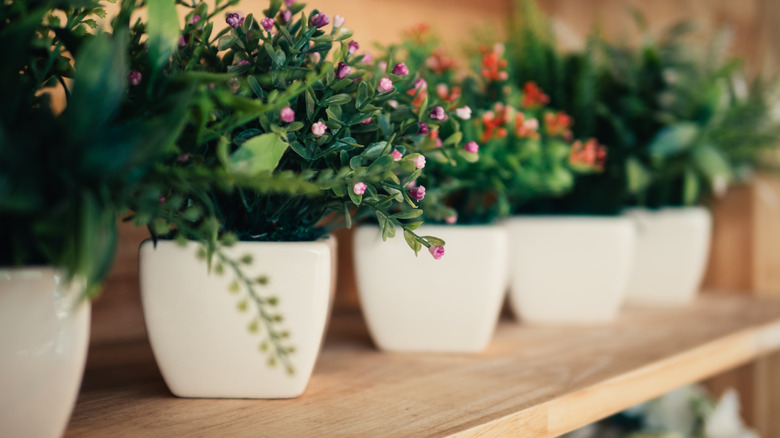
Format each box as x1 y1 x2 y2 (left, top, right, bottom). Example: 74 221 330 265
65 294 780 437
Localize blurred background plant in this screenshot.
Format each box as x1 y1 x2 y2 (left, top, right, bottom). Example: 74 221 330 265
507 0 780 214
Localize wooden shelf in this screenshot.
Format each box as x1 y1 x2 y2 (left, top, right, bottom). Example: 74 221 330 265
65 294 780 437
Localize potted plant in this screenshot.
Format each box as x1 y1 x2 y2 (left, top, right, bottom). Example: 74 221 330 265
132 0 453 398
353 30 508 353
509 0 780 307
0 0 193 435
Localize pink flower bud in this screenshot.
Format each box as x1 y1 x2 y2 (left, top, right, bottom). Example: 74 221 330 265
409 185 426 201
348 41 359 54
285 0 294 6
445 214 457 224
312 121 327 137
177 153 190 162
377 77 393 93
429 106 446 121
178 36 186 47
237 59 250 66
335 61 351 79
310 13 330 28
392 62 409 76
455 106 472 120
189 15 200 25
378 61 387 71
311 52 321 63
435 138 442 148
159 197 166 204
464 141 479 154
280 106 295 123
333 14 345 28
353 182 367 195
261 18 275 31
413 77 427 91
391 149 402 161
413 155 426 169
226 12 244 29
362 117 372 124
361 52 373 63
280 10 292 23
388 100 398 108
127 71 142 86
418 121 429 134
429 245 445 260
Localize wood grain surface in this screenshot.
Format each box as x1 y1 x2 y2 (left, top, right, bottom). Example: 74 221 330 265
66 295 780 437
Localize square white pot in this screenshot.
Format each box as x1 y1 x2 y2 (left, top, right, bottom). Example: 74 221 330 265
506 216 635 324
353 224 508 353
623 207 712 307
139 238 333 399
0 268 90 438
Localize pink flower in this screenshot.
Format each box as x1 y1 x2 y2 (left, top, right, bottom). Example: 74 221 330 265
455 106 472 120
392 62 409 76
377 77 393 93
391 149 403 161
353 182 367 195
429 106 446 121
159 197 166 204
237 59 250 65
348 41 359 54
261 18 275 31
285 0 294 6
127 71 142 86
177 153 190 162
428 245 445 260
312 121 327 137
333 14 345 28
335 61 351 79
445 214 457 224
280 10 292 23
413 78 428 91
361 52 373 63
189 15 200 25
362 117 372 124
418 121 429 134
280 106 295 123
178 36 186 47
464 141 479 154
310 12 330 28
311 52 321 63
388 100 398 108
409 185 426 201
226 12 244 29
435 138 442 148
413 155 426 169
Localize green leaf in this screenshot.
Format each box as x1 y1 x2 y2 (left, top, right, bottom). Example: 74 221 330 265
683 167 700 206
247 76 265 99
648 122 700 158
692 143 732 182
321 93 352 106
422 236 445 247
442 131 463 147
625 157 652 195
146 0 180 72
229 133 289 174
403 230 422 255
392 209 423 220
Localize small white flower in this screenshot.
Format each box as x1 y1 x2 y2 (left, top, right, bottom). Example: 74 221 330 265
455 106 472 120
333 14 345 28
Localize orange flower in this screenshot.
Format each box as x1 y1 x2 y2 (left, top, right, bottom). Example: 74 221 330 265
521 82 550 108
479 44 509 83
569 138 607 171
544 111 573 141
480 103 513 143
435 83 462 106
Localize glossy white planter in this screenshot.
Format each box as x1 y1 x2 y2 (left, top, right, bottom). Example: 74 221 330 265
140 238 333 399
354 224 508 353
0 268 90 438
624 207 712 307
506 216 635 324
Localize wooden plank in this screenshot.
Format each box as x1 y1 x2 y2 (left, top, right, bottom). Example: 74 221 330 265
66 295 780 437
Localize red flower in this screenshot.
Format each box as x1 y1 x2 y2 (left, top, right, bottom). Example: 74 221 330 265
480 103 512 143
521 82 550 108
569 138 607 171
544 111 573 141
479 44 508 83
426 50 457 74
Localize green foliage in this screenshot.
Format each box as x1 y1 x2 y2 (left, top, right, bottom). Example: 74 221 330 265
508 0 780 211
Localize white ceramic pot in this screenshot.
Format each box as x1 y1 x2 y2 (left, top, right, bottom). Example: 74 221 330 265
623 207 712 307
0 268 90 438
506 216 635 324
139 237 333 399
353 224 508 353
